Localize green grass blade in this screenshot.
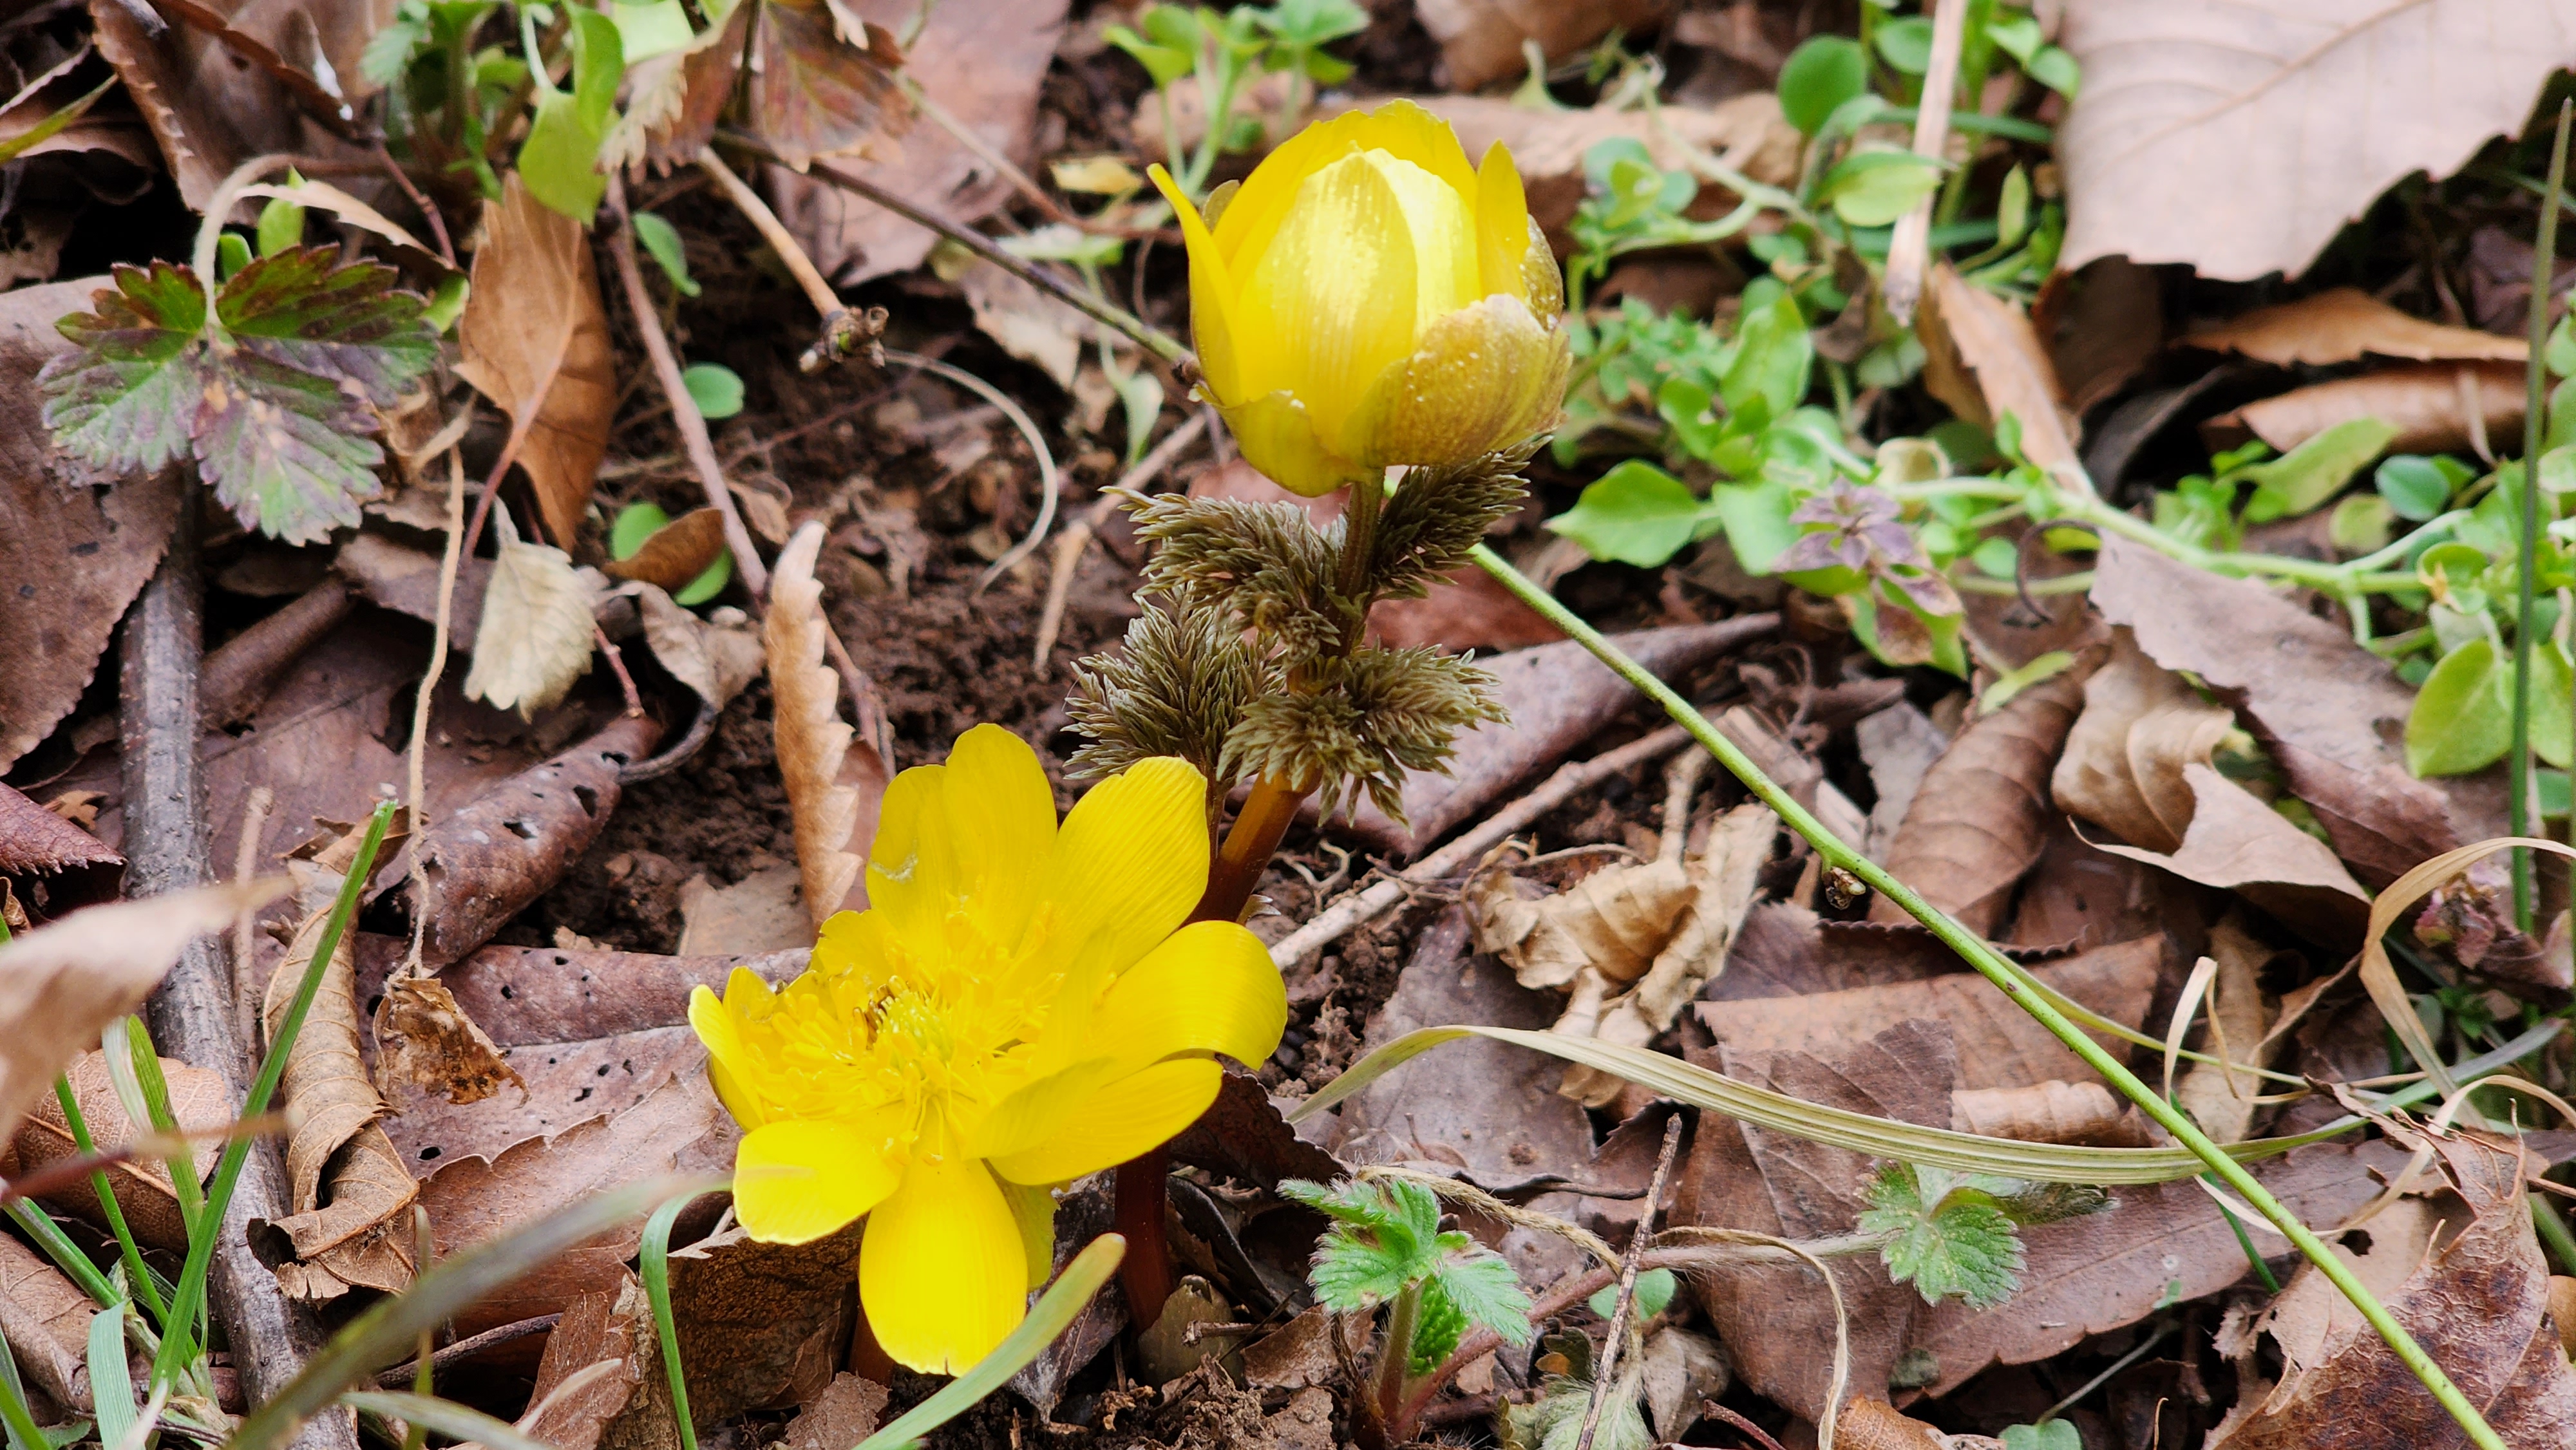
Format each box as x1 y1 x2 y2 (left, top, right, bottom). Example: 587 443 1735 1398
6 1199 119 1308
855 1235 1127 1450
339 1392 559 1450
156 800 395 1389
222 1172 726 1450
121 1019 205 1235
0 1325 52 1450
639 1192 706 1450
52 1077 167 1325
86 1310 136 1450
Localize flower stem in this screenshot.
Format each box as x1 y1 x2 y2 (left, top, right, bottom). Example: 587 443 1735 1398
2513 100 2573 928
1466 543 2509 1450
1112 1147 1176 1330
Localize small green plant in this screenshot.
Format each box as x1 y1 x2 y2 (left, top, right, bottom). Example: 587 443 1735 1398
1282 1178 1535 1436
1857 1163 2110 1310
1108 0 1368 199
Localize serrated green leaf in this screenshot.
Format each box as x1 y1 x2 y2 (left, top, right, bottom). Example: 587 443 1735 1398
216 247 438 401
1407 1276 1468 1375
197 348 388 543
39 261 209 475
1426 1242 1533 1344
1548 461 1712 567
359 15 425 84
1861 1165 2026 1309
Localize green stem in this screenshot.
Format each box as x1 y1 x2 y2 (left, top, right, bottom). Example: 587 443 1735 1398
1467 543 2508 1450
151 800 395 1389
2515 101 2573 928
640 1192 704 1450
2532 1191 2576 1276
51 1078 167 1325
6 1198 119 1309
124 1020 204 1238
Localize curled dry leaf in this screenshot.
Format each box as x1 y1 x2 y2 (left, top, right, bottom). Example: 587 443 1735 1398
603 507 730 592
1865 659 2092 937
456 172 616 551
2056 0 2576 281
2051 630 2369 945
2172 916 2282 1144
14 1051 225 1250
404 714 664 969
607 0 751 173
1470 854 1695 992
0 878 283 1144
261 826 418 1300
770 0 1067 284
0 780 118 874
515 1271 659 1450
1920 264 2084 491
1947 1079 2130 1146
777 1372 887 1450
765 522 874 928
2091 535 2497 887
373 974 525 1109
2183 288 2528 367
463 523 600 718
633 585 765 710
1413 0 1669 89
0 278 187 773
2213 359 2526 455
2208 1130 2576 1448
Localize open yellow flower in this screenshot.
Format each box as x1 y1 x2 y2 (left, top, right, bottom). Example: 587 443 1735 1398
1150 100 1569 497
689 725 1286 1374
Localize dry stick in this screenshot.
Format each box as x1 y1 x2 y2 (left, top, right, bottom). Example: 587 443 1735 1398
405 449 469 975
229 786 274 1046
1573 1116 1683 1450
372 140 455 267
1032 410 1212 671
1878 0 1969 325
694 144 886 372
605 171 772 600
120 509 359 1450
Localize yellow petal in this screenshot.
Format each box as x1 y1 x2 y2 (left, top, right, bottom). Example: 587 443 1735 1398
864 726 1059 949
1365 149 1481 329
987 1058 1223 1185
1149 163 1246 406
1518 216 1565 326
999 1178 1058 1288
1041 755 1210 987
1095 921 1287 1078
1473 141 1533 306
689 980 768 1129
1350 295 1568 469
1221 100 1479 274
860 1155 1027 1373
1234 149 1422 451
1218 391 1370 497
967 1058 1124 1162
732 1115 905 1245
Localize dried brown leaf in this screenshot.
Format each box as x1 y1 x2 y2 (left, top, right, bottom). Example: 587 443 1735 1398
603 508 730 593
2051 630 2369 945
648 1221 864 1421
1412 0 1669 89
764 523 872 929
0 1231 91 1413
463 528 600 718
2056 0 2576 280
607 0 752 174
374 974 525 1107
0 279 185 773
2214 360 2526 455
960 260 1088 388
2091 535 2497 887
1692 936 2160 1091
2208 1132 2576 1448
517 1273 659 1450
752 0 907 171
404 714 663 969
15 1051 225 1250
677 863 817 956
1920 263 2084 491
1470 856 1695 991
777 1373 887 1450
0 880 281 1145
1866 660 2091 937
1946 1079 2129 1145
261 833 417 1301
352 935 809 1048
0 781 118 875
633 585 764 710
2173 916 2282 1144
457 172 616 551
769 0 1066 284
2186 288 2528 366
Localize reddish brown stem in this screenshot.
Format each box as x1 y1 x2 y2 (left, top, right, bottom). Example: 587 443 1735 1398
1113 1145 1177 1329
1193 775 1309 925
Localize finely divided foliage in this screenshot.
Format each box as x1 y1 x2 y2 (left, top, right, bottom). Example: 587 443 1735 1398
39 250 437 544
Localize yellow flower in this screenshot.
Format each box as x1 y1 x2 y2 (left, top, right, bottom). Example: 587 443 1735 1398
688 725 1286 1374
1150 100 1570 497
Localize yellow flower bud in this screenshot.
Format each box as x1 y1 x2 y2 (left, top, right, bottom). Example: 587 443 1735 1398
1150 100 1570 497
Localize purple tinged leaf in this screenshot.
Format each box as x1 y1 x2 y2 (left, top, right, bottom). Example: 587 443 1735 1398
752 0 909 170
193 347 385 545
37 261 211 475
1885 566 1960 618
1776 531 1855 574
216 247 439 402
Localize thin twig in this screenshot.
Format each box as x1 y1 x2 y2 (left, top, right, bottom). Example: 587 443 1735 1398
1032 410 1209 671
373 1314 564 1386
604 171 770 599
1879 0 1968 325
1702 1402 1788 1450
372 140 455 267
1573 1116 1682 1450
717 129 1191 370
693 144 887 371
876 348 1061 594
229 785 272 1044
406 449 467 975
